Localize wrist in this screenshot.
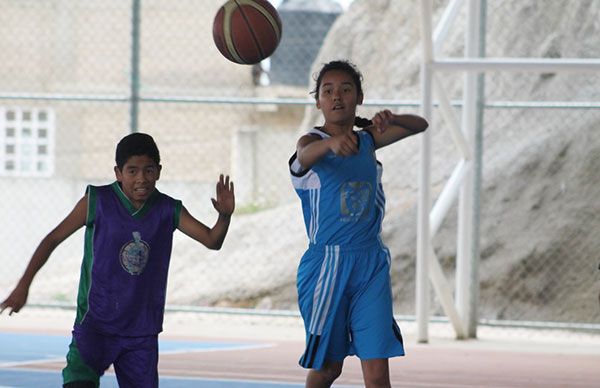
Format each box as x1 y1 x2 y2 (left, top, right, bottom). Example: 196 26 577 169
218 212 232 220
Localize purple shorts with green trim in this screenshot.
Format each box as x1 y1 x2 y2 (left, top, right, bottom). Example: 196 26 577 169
62 324 158 388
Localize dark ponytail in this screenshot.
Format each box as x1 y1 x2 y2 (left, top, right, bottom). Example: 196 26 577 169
354 116 372 128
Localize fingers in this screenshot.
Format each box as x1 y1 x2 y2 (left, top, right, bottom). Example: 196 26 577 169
219 174 230 187
0 301 17 316
217 174 233 192
212 174 235 216
331 133 358 156
220 175 231 189
372 110 393 133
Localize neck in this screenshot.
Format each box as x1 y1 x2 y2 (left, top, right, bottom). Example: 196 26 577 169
321 121 354 136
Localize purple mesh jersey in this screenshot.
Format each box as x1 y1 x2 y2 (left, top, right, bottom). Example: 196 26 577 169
74 182 182 336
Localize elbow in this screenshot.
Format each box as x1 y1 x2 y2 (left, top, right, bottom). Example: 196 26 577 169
207 240 224 251
417 118 429 133
296 153 309 171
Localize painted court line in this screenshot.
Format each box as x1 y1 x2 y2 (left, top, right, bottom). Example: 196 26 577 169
0 332 298 387
0 332 267 361
0 368 362 388
158 342 274 355
0 357 66 368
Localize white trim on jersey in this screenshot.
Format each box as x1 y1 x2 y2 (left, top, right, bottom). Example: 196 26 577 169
291 169 321 190
309 188 320 243
309 245 340 335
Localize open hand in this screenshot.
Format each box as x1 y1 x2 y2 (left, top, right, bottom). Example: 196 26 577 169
211 174 235 217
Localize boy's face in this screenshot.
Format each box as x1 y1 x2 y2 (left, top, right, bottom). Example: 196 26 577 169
114 155 161 209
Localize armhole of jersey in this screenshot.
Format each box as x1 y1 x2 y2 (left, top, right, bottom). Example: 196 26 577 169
85 185 96 227
173 200 183 230
361 129 376 149
289 152 311 177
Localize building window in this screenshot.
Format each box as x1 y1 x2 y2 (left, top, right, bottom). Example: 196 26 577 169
1 107 55 177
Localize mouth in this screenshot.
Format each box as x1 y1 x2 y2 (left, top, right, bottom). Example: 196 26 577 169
332 105 344 111
134 187 150 196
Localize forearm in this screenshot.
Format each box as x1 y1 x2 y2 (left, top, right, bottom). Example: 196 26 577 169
371 113 429 148
297 138 331 170
206 214 232 250
391 114 429 134
17 237 57 288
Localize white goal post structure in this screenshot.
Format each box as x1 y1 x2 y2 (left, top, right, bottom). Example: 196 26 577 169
416 0 600 342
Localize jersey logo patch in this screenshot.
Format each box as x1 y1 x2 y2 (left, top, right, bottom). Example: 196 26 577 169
340 181 372 222
119 231 150 275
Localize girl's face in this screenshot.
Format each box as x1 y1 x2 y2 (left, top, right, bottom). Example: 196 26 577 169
316 69 363 127
114 154 161 209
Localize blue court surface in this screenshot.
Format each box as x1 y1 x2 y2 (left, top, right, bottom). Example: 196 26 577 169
0 332 311 387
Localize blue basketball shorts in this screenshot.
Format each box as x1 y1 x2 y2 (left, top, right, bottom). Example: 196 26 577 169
296 242 404 370
62 324 159 388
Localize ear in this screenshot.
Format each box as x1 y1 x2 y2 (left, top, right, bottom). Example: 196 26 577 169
316 99 321 110
156 165 162 181
114 166 122 181
357 93 364 105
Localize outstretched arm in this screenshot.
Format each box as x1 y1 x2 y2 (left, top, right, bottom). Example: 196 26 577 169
1 196 88 315
368 110 429 149
296 132 359 170
178 174 235 250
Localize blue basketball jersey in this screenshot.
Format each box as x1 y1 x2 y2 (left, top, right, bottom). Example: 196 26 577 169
289 128 386 247
74 182 182 336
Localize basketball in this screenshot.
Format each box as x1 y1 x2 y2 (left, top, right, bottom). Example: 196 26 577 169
212 0 282 65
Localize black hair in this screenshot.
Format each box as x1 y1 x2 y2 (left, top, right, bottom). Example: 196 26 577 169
115 132 160 170
310 60 373 129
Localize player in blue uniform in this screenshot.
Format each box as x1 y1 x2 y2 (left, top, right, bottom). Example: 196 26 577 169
0 133 235 388
289 60 428 388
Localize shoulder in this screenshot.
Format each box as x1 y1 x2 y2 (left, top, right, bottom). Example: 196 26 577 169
358 129 376 148
309 127 329 139
298 128 327 144
152 190 182 208
87 182 117 197
156 190 183 214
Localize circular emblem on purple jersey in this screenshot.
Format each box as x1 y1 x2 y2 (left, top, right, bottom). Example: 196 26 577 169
119 231 150 275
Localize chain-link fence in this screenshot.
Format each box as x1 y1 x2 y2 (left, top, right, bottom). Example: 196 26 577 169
1 0 599 333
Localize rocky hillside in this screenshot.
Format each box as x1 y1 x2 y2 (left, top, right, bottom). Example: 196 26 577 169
300 0 600 323
161 0 600 324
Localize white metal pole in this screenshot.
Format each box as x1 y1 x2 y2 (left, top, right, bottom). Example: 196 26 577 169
433 0 464 55
456 0 479 335
469 0 487 339
417 0 434 343
430 159 468 237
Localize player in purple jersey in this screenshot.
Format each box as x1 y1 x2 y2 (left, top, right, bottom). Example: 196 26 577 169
0 133 235 388
289 60 428 388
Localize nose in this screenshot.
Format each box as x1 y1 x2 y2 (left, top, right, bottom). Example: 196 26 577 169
136 170 147 182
